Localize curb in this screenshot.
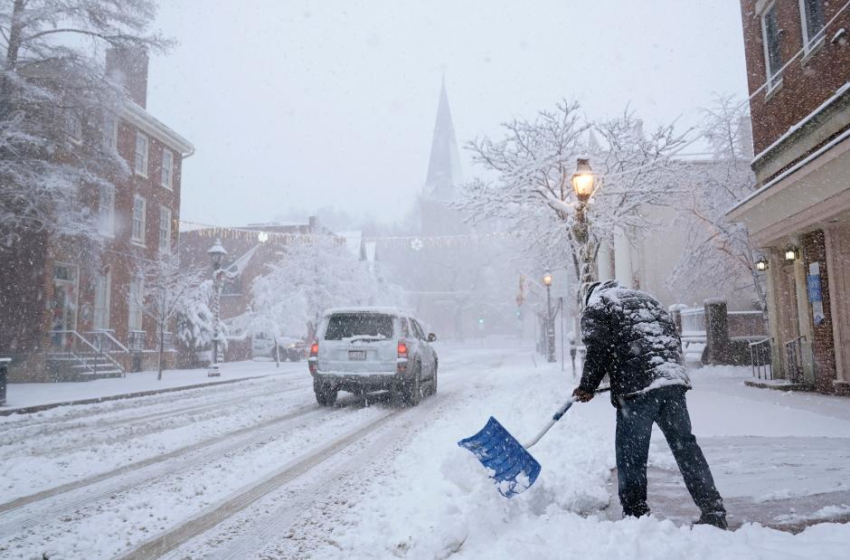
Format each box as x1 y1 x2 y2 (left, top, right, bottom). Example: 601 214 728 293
0 373 282 417
743 380 816 392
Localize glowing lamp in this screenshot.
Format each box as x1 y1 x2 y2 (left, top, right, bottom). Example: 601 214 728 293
571 158 595 200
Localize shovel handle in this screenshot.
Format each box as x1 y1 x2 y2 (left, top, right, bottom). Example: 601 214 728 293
523 386 611 450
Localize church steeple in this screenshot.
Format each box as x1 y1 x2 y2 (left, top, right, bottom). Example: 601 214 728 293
425 77 463 201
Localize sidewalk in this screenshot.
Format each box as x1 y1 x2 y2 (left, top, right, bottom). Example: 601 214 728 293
605 365 850 531
0 360 302 415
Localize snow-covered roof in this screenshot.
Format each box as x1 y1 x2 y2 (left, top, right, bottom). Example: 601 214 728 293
123 101 194 156
323 306 411 317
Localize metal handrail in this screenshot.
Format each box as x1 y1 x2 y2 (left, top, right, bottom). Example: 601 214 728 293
85 330 130 354
784 335 806 384
749 337 773 380
49 330 125 376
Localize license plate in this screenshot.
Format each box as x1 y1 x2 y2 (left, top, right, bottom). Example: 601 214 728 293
348 350 367 361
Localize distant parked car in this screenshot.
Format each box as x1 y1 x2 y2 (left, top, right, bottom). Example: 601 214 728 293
252 332 307 362
308 307 438 407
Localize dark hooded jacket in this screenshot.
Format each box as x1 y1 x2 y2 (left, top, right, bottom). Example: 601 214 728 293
577 281 690 405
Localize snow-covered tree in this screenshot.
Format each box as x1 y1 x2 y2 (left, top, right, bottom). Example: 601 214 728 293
0 0 170 248
667 96 764 310
252 241 406 340
175 278 229 362
133 253 203 380
458 100 688 305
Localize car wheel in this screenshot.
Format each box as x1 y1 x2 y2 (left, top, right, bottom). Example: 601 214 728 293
402 363 423 407
314 380 338 407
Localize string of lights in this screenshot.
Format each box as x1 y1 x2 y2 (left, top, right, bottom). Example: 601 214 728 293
178 219 519 249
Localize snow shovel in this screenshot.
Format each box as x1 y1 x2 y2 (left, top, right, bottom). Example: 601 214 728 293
457 387 611 498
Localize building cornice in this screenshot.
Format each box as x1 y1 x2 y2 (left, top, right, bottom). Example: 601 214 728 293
122 101 195 158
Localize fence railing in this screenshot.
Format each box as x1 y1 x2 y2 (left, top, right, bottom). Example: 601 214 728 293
128 330 146 352
784 335 806 384
85 330 130 354
749 337 773 380
156 331 176 351
680 306 706 339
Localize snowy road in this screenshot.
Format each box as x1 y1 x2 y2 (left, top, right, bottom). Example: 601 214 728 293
2 347 850 559
0 347 496 559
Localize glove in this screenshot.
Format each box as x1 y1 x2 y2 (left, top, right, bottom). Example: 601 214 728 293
572 388 595 402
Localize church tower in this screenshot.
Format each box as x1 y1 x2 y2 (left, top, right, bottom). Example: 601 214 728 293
421 78 466 235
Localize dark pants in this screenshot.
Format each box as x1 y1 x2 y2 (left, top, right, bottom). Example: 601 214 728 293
615 385 725 518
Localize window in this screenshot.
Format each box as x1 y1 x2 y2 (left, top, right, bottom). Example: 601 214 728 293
401 317 411 338
161 149 174 189
132 195 146 244
323 313 395 340
800 0 826 49
64 109 82 143
761 4 783 89
98 185 115 237
93 267 111 330
102 115 118 151
128 276 144 332
411 320 425 340
159 206 172 252
134 132 149 176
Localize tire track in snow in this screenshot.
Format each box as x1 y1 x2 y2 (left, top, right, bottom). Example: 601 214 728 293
203 387 463 560
1 380 313 460
0 401 322 534
118 408 406 560
0 368 307 444
145 354 485 559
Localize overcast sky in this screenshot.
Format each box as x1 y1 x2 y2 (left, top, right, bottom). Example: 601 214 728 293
147 0 748 228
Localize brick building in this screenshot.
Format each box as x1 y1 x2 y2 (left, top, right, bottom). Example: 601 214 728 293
729 0 850 392
0 49 194 382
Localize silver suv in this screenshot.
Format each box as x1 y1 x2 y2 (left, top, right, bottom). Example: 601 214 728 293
308 307 438 406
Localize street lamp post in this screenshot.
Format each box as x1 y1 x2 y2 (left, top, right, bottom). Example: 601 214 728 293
570 158 596 372
571 158 596 291
207 238 227 377
543 271 555 363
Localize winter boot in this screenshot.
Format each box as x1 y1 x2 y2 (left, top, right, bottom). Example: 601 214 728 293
692 511 728 530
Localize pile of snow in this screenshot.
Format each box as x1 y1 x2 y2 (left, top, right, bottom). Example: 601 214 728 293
301 353 850 559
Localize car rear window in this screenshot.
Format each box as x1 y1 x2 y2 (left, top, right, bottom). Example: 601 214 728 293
324 313 395 340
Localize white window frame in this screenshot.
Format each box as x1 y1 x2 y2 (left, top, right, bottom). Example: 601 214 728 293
761 3 783 92
64 109 82 144
93 267 111 330
160 148 174 190
132 195 146 245
102 115 118 152
799 0 826 52
128 276 144 332
159 205 172 253
134 132 149 177
98 185 115 237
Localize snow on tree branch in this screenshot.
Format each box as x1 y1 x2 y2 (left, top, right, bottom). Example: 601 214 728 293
0 0 170 249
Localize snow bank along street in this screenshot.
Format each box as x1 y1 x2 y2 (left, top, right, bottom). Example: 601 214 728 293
0 346 847 559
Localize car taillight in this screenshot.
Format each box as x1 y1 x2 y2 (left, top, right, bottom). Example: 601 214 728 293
397 342 408 374
309 342 319 375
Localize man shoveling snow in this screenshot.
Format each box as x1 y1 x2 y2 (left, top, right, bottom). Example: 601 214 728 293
572 281 728 530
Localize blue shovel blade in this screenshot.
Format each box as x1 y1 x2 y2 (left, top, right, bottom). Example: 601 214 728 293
457 416 542 498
